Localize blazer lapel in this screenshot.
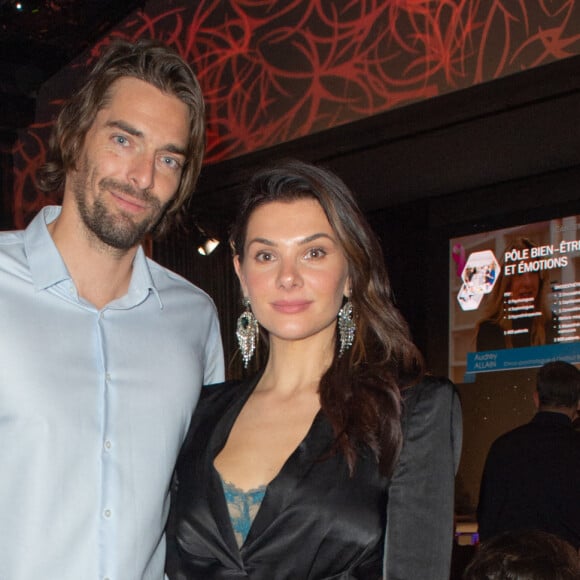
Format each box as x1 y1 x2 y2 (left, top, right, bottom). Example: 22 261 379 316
244 410 334 545
207 375 262 558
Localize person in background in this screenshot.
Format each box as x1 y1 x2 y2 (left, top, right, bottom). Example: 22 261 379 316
463 529 580 580
0 39 224 580
477 361 580 550
167 159 461 579
476 237 554 352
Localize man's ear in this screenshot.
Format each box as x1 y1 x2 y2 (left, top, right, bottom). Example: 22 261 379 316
532 390 540 410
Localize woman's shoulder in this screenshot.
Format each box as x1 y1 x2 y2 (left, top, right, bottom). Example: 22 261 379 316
403 374 456 401
200 378 243 399
400 374 463 470
402 374 460 423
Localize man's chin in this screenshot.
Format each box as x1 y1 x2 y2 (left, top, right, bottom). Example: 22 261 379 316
83 201 163 250
94 220 151 251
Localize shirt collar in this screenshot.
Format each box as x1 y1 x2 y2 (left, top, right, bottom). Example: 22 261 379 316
25 206 70 291
24 205 162 309
125 245 163 310
532 411 573 427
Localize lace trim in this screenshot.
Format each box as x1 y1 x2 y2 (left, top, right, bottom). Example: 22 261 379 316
220 477 266 547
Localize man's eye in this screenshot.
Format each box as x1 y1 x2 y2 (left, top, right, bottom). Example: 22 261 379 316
161 156 181 169
113 135 129 146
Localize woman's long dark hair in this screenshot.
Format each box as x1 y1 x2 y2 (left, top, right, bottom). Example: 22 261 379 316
230 159 424 476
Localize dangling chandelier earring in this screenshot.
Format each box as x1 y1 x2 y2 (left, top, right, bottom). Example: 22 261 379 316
236 298 259 368
338 299 355 357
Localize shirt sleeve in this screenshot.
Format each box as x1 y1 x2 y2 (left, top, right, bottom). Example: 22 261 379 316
383 375 463 580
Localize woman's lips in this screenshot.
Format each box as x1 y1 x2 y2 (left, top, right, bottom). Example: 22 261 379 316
271 300 312 314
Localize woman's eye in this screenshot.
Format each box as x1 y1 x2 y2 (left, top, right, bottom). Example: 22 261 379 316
306 248 326 259
255 251 274 262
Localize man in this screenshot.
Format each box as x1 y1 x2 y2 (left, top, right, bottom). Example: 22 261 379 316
477 360 580 550
0 40 224 580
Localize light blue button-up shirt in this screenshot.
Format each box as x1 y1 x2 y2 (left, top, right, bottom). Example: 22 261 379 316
0 206 225 580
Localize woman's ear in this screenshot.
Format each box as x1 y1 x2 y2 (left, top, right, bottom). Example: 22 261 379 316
233 255 249 298
343 275 352 299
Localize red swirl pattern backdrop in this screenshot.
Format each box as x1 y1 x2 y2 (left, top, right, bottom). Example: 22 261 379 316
11 0 580 227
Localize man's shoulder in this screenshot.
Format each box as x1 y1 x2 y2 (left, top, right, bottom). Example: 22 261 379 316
145 257 216 304
0 229 27 270
0 228 25 249
487 422 533 453
495 421 533 440
145 256 197 289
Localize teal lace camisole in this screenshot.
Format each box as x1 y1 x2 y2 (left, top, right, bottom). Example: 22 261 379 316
220 477 266 547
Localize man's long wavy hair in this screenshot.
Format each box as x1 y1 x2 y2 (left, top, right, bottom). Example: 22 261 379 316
36 38 206 237
229 159 424 477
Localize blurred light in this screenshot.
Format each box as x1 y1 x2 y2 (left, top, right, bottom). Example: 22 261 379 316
197 237 220 256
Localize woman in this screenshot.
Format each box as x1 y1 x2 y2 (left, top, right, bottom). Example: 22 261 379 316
476 237 554 351
167 160 459 579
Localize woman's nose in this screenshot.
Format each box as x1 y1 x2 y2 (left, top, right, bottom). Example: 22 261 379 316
276 260 303 289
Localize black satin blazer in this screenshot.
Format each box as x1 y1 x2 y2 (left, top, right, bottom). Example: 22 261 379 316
166 374 389 579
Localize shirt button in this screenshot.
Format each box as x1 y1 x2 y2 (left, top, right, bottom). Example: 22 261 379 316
104 440 112 450
105 373 111 382
103 509 112 518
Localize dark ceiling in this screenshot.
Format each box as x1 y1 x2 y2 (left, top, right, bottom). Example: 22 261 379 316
0 0 143 136
191 53 580 234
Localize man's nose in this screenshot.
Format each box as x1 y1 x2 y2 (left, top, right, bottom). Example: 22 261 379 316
128 152 155 191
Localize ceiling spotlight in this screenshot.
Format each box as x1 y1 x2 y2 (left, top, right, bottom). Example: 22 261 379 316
197 237 220 256
194 223 220 256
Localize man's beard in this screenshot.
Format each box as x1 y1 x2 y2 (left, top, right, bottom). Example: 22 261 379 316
74 173 167 251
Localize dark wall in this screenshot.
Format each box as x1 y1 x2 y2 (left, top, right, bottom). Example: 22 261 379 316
0 135 15 230
367 201 430 358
